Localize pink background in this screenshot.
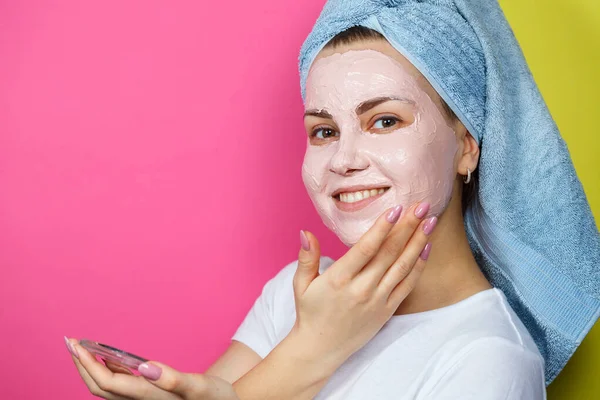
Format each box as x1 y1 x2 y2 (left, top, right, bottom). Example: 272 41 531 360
1 1 598 399
0 1 347 398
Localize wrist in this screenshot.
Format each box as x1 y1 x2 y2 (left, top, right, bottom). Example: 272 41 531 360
281 324 348 379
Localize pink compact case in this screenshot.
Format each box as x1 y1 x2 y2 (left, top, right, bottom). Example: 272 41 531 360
79 339 149 375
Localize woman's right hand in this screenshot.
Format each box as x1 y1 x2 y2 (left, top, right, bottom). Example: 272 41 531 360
291 202 436 369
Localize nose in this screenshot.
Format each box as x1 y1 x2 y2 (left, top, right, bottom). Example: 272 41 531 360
328 134 370 176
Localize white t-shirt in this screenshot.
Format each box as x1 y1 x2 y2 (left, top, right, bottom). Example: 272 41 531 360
232 257 546 399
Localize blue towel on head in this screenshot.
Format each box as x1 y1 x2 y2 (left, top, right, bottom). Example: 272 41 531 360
298 0 600 385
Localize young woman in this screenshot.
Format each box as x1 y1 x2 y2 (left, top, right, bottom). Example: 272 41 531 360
65 0 600 398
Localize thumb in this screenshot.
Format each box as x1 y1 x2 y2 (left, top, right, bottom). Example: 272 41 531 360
294 230 321 296
138 361 210 398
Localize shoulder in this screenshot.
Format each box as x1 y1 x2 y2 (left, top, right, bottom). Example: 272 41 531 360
425 336 546 399
421 289 546 397
442 288 542 357
452 336 546 384
450 336 544 371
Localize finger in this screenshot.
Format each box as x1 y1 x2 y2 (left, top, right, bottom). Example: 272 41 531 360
376 213 434 297
356 202 433 290
71 341 179 400
293 230 321 296
332 205 403 281
386 249 429 308
138 361 211 399
65 338 129 400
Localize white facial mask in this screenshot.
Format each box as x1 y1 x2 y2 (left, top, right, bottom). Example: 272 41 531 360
302 50 458 246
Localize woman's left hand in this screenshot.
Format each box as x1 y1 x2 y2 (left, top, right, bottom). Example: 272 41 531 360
65 337 240 400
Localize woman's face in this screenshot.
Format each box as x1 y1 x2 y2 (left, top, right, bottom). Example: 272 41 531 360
302 43 460 246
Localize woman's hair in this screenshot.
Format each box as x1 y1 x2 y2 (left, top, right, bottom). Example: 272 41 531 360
323 25 479 214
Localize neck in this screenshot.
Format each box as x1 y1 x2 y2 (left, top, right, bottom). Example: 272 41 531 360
393 187 492 316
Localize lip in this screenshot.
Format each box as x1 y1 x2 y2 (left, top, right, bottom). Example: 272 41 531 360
332 185 391 212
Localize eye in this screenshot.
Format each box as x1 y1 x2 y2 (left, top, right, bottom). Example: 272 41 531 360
372 116 401 130
312 127 339 140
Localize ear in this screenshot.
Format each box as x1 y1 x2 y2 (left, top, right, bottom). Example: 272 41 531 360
458 130 480 176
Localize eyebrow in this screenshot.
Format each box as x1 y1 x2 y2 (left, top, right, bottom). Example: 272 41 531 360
303 109 333 119
356 96 414 115
304 96 414 120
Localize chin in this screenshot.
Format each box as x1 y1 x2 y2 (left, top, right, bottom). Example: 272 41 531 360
327 219 373 248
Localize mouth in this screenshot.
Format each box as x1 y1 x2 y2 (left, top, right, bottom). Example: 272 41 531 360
332 186 391 212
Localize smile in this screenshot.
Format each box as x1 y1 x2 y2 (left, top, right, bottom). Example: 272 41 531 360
332 186 391 211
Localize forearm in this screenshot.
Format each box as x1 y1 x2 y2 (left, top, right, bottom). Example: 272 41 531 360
232 328 345 400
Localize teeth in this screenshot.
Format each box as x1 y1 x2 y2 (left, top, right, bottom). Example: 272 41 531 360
338 188 388 203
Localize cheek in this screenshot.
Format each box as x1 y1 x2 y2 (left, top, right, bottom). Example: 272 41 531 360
427 129 459 171
301 163 317 197
376 130 457 188
301 148 330 196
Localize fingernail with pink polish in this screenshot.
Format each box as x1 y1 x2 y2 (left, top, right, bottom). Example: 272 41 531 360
423 217 438 235
420 243 432 260
300 230 310 251
386 205 403 223
138 363 162 381
414 203 430 219
64 336 79 359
